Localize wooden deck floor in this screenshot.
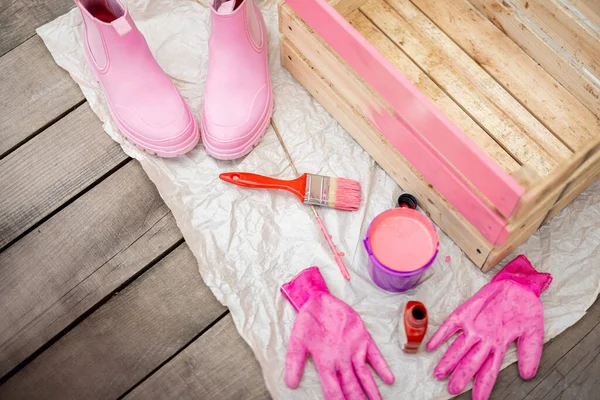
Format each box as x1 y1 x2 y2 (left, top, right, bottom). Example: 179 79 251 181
1 1 599 399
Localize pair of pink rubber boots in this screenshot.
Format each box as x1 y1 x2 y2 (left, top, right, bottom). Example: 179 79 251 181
75 0 272 159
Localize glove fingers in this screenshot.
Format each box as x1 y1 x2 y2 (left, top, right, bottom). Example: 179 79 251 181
427 318 461 351
433 333 474 379
352 357 382 400
473 349 505 400
339 368 367 400
366 339 395 384
517 324 544 379
315 365 345 400
447 341 491 395
284 329 308 389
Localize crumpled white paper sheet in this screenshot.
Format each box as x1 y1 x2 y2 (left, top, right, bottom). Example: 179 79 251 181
38 0 600 398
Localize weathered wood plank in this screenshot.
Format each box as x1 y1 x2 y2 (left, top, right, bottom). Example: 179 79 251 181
0 35 84 157
126 314 270 400
544 165 600 223
0 243 225 399
525 317 600 399
457 297 600 399
562 0 600 41
467 0 600 119
511 0 600 78
362 0 572 178
0 160 183 379
579 0 600 17
410 0 600 152
329 0 369 16
0 0 75 57
0 104 127 249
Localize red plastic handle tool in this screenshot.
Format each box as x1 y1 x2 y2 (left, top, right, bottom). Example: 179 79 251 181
219 172 307 202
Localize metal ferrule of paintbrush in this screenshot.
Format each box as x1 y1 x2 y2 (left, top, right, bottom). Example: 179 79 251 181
304 174 331 207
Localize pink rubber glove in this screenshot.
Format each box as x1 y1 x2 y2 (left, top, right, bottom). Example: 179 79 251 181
281 267 395 400
427 255 552 399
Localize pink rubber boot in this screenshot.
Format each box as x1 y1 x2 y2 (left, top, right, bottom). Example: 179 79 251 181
75 0 199 157
201 0 273 160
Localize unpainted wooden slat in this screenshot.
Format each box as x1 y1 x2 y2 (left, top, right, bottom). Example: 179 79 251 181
280 38 494 266
0 243 226 399
579 0 600 17
0 161 183 379
0 35 84 157
125 314 270 400
0 104 127 249
559 0 600 41
467 0 600 119
491 140 600 263
410 0 600 152
328 0 369 16
513 136 600 226
457 298 600 399
544 148 600 222
346 11 520 174
510 0 600 79
0 0 75 57
362 0 572 178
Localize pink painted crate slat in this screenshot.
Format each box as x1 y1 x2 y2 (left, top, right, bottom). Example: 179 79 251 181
284 0 525 226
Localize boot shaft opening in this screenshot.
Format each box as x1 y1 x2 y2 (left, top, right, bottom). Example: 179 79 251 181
80 0 125 23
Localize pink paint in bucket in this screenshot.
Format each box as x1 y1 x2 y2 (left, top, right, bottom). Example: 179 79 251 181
364 194 439 292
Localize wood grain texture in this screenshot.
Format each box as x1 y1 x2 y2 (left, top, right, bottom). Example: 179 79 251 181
458 297 600 399
511 0 600 78
578 0 600 17
544 145 600 222
467 0 600 118
362 0 572 178
126 314 270 400
280 38 494 266
329 0 369 16
560 0 600 41
0 243 225 399
409 0 600 152
0 161 183 379
0 104 127 249
346 11 520 174
0 0 75 57
0 35 84 157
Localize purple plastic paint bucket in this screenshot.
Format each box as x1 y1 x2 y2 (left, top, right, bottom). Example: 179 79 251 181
363 195 439 292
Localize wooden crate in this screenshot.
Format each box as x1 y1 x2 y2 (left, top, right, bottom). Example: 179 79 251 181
279 0 600 270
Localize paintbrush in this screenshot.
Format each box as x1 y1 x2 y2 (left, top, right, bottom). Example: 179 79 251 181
219 171 361 211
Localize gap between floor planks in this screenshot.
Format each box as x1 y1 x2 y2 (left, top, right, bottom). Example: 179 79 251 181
1 5 599 399
0 35 85 158
0 0 76 58
0 243 229 399
0 26 267 396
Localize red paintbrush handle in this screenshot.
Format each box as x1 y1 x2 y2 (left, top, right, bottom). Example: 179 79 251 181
219 172 306 202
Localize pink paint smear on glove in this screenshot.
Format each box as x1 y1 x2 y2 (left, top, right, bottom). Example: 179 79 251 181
281 267 395 400
427 255 552 400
